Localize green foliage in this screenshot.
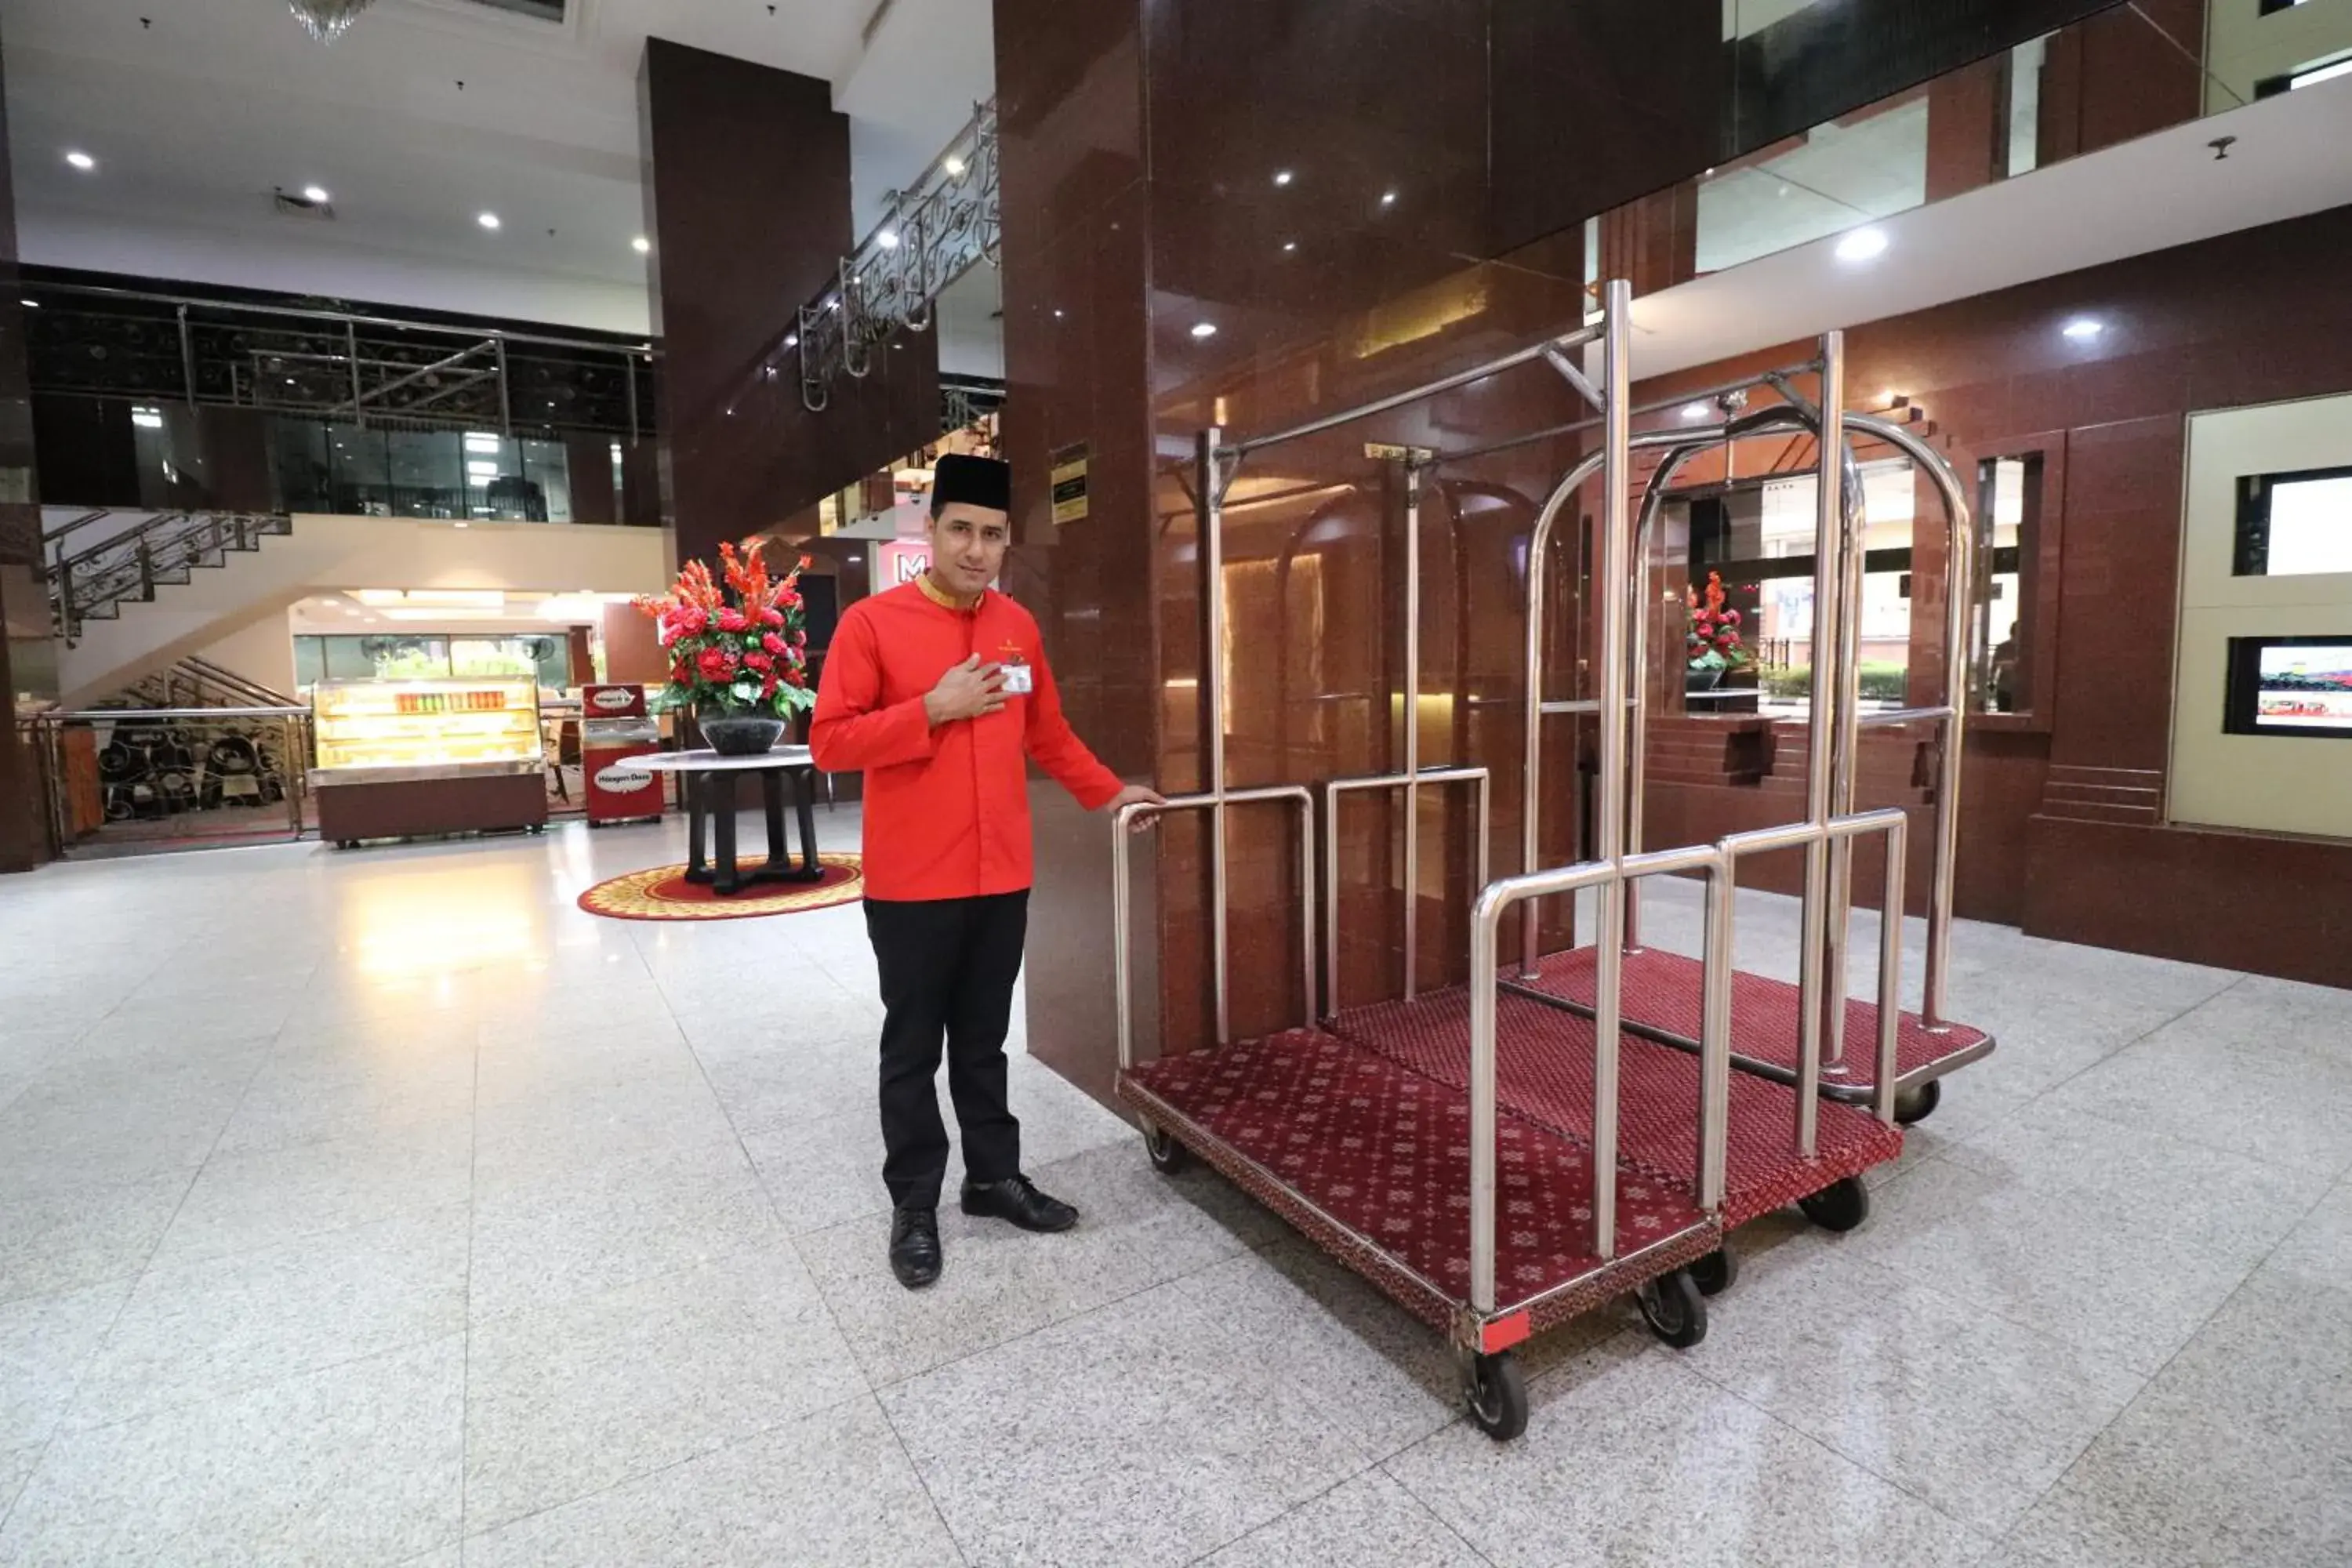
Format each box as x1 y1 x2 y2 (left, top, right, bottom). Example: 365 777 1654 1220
1761 663 1909 702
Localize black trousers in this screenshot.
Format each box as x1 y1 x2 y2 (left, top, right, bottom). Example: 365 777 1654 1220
864 891 1029 1210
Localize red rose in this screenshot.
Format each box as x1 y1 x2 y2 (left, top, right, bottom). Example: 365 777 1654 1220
695 647 736 682
760 608 785 627
761 672 780 699
743 650 774 673
779 588 800 609
1722 608 1742 626
761 633 786 655
790 630 807 648
717 608 748 633
783 666 807 689
673 606 709 636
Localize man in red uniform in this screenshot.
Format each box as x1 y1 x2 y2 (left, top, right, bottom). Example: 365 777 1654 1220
811 454 1162 1289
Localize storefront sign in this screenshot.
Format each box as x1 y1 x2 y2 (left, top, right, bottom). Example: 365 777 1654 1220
590 687 637 713
877 540 933 586
1051 443 1090 524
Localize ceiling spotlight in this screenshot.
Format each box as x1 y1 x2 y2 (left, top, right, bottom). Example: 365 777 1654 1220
1835 227 1888 262
783 332 799 347
65 151 96 171
942 155 967 176
631 234 650 253
1282 241 1298 252
477 212 501 230
2063 317 2104 340
1272 169 1294 187
1190 321 1218 340
1380 190 1398 207
876 229 899 249
19 299 37 309
1682 402 1710 421
302 184 330 204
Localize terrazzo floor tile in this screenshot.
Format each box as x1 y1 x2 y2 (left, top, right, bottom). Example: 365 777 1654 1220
470 1065 738 1191
212 1037 479 1156
1383 1338 1988 1568
2036 1022 2352 1178
463 1396 958 1568
1675 1241 2146 1534
0 1168 197 1307
880 1253 1451 1568
797 1140 1283 1385
0 1053 260 1201
462 1243 866 1531
685 1027 878 1135
465 1140 788 1321
1999 1261 2352 1568
1835 1158 2263 1374
152 1116 475 1267
0 1278 132 1451
1199 1469 1490 1568
0 1335 463 1567
1941 1095 2336 1267
65 1204 467 1431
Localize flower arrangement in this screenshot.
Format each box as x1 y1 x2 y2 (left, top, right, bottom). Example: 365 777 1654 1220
633 541 815 719
1684 570 1751 674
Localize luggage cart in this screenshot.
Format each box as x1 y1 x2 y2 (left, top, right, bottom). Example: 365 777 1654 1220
1111 282 1991 1441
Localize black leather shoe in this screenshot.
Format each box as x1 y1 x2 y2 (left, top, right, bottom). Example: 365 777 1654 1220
888 1206 942 1289
959 1174 1079 1233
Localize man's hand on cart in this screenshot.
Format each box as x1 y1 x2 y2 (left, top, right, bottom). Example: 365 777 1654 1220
1105 784 1166 831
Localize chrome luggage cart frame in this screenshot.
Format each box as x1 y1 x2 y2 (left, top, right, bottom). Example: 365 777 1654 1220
1111 281 1995 1441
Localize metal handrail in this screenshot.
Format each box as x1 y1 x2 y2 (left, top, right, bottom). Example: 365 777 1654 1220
1112 786 1317 1071
34 706 309 720
28 705 313 855
1322 766 1490 1014
44 510 289 644
24 280 657 357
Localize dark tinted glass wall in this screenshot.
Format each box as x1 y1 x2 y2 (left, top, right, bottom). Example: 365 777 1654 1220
1490 0 2124 252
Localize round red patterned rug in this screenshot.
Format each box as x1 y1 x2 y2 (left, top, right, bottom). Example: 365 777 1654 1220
577 853 863 921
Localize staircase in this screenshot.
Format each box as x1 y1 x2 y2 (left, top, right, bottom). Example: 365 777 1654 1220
45 510 295 649
113 655 299 711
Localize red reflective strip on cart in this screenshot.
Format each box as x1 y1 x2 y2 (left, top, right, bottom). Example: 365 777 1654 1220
1480 1312 1531 1353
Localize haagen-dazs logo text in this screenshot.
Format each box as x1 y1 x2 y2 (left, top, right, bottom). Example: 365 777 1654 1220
591 688 637 712
593 764 654 793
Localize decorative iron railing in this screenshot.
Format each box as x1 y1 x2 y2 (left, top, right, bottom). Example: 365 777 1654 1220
797 98 1000 413
43 509 294 646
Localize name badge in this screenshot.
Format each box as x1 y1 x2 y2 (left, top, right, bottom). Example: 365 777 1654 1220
1000 660 1035 695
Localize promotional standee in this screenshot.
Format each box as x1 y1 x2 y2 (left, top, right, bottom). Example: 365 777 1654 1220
580 684 664 826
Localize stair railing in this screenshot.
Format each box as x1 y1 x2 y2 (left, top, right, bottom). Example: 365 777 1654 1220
43 510 292 646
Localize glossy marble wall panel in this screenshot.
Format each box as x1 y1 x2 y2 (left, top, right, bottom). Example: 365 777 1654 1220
642 41 936 568
0 25 47 869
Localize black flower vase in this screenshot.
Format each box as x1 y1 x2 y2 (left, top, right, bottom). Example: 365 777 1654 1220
697 704 783 757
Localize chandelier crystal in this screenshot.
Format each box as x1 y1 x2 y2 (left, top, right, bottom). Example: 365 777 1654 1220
288 0 379 43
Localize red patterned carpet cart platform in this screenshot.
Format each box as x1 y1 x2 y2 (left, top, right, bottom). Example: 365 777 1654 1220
1508 946 1995 1123
1327 988 1902 1229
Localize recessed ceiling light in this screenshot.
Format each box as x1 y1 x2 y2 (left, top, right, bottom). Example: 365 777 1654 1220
1189 321 1218 339
1835 227 1888 262
1682 402 1710 420
2063 317 2104 340
302 185 330 204
1272 170 1294 187
1282 241 1297 252
783 333 798 347
477 212 501 230
631 234 650 253
942 155 966 176
876 229 899 249
65 151 96 171
19 299 36 309
1380 190 1398 207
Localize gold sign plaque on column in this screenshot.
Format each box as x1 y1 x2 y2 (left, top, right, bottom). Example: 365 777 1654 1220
1051 443 1091 524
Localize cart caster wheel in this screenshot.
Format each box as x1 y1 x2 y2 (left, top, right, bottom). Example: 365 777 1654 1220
1689 1247 1740 1298
1463 1350 1528 1441
1142 1123 1191 1174
1635 1269 1708 1348
1799 1175 1872 1232
336 839 358 850
1893 1079 1941 1126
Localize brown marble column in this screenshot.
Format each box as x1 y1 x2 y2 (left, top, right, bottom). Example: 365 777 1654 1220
641 40 938 569
0 27 50 871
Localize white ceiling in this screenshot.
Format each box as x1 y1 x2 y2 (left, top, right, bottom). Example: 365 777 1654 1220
1627 72 2352 380
1 0 994 336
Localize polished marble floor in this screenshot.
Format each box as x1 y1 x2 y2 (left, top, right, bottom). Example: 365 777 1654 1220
0 813 2346 1566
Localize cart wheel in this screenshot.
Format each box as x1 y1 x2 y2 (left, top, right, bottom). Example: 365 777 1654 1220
1799 1175 1872 1232
1689 1246 1740 1298
1635 1269 1708 1348
337 839 358 851
1142 1123 1191 1174
1893 1079 1941 1126
1463 1351 1528 1441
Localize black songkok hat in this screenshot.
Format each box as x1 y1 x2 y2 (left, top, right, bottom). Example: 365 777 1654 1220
930 453 1011 516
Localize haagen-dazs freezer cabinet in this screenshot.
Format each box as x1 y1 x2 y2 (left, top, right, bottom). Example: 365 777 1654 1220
580 683 664 826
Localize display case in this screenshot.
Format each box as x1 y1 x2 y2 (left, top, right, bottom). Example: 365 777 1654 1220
310 678 549 846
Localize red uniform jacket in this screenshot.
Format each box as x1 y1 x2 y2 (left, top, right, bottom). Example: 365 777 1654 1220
811 579 1123 901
